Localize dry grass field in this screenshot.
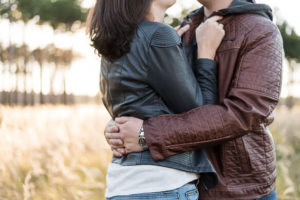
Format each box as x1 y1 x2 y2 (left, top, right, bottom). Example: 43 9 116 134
0 104 299 200
0 105 112 200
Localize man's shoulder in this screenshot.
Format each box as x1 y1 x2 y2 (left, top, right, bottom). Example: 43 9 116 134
231 14 282 54
233 13 278 34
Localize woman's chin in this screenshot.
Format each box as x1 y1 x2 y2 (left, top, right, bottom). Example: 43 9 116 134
169 0 177 7
159 0 176 9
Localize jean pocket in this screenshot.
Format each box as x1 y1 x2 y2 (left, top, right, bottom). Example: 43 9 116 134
185 189 199 200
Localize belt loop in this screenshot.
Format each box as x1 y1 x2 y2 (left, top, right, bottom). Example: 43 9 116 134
195 178 200 187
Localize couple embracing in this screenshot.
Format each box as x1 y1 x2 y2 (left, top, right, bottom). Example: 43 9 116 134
88 0 283 199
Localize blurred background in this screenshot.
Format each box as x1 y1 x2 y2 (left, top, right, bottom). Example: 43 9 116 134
0 0 299 199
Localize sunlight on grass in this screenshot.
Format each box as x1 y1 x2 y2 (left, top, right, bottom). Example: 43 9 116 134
0 105 112 200
0 105 299 200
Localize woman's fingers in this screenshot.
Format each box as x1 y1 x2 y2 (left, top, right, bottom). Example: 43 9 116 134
195 15 225 59
176 24 190 37
207 15 223 22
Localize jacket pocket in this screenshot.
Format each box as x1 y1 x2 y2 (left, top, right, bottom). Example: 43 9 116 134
235 137 251 174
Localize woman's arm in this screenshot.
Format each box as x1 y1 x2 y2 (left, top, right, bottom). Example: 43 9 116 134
146 27 217 113
147 16 224 111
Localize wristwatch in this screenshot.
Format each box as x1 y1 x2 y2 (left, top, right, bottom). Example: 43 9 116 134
138 126 149 150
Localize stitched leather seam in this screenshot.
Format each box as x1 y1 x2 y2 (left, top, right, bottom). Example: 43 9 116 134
199 179 275 191
217 47 240 53
231 87 279 101
138 24 152 43
165 135 235 148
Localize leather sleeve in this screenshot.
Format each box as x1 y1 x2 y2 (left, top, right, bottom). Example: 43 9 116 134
144 23 283 161
147 26 218 114
183 44 218 105
194 59 218 104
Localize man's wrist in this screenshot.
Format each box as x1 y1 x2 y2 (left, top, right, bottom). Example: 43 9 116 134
138 125 149 150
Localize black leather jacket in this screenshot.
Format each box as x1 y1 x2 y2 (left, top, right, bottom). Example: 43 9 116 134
100 19 218 120
100 19 219 190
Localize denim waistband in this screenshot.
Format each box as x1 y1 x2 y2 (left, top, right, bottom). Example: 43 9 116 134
112 149 218 190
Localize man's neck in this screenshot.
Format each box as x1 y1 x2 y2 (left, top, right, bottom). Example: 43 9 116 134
145 3 167 23
203 0 234 17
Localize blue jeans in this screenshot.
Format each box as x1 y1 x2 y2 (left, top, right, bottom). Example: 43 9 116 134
106 183 199 200
256 190 277 200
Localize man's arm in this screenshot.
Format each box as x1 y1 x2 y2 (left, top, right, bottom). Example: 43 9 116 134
144 22 283 161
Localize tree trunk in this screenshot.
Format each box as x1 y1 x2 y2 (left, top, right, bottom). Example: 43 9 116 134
24 68 27 106
40 63 44 104
63 73 67 105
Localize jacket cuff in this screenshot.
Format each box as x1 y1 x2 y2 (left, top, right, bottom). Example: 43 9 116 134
143 118 169 161
195 59 218 104
195 58 218 76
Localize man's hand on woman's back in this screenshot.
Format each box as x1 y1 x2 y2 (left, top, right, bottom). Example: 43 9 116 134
104 117 144 157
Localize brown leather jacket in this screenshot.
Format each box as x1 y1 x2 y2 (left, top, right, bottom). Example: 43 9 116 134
143 8 283 200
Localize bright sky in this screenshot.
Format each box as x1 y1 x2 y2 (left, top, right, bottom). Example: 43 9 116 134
0 0 299 97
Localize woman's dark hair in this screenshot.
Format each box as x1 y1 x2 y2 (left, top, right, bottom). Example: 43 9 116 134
88 0 152 61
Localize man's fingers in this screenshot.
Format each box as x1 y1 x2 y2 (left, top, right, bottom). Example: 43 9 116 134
177 24 190 37
104 119 119 135
106 132 123 140
175 25 180 31
111 145 124 151
112 147 126 157
107 138 124 146
105 125 119 134
115 117 129 124
117 148 126 155
112 149 123 157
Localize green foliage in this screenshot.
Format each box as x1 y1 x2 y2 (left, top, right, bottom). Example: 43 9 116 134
0 0 87 29
165 9 190 28
278 22 300 63
18 0 86 28
0 0 11 17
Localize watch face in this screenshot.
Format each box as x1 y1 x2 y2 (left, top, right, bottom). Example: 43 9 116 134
139 137 147 146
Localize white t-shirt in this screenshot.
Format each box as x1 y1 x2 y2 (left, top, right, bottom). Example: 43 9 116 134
105 163 199 198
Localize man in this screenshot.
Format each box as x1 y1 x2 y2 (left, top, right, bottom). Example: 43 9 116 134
104 0 283 199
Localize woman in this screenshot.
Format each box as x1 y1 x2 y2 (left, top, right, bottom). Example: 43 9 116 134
88 0 225 199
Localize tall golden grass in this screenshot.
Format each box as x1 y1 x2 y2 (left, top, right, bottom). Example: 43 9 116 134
0 105 112 200
0 105 299 200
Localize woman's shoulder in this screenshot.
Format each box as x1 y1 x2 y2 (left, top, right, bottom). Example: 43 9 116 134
138 20 181 47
